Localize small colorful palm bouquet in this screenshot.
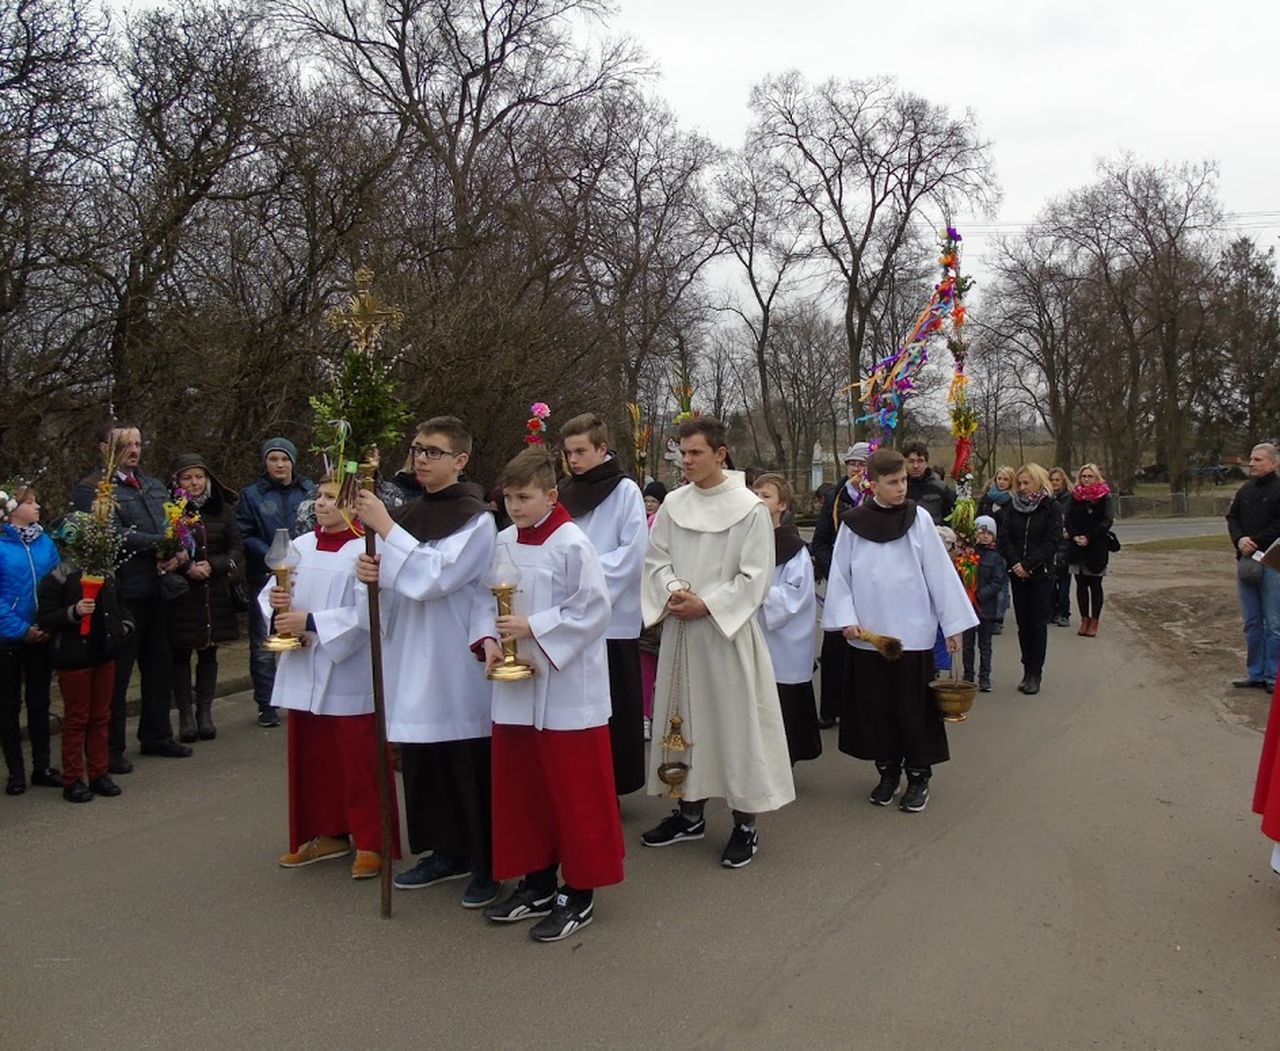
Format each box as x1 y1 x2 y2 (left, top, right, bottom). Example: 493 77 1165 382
156 491 199 560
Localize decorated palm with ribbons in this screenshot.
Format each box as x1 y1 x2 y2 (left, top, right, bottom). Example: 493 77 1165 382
854 227 979 538
316 266 407 919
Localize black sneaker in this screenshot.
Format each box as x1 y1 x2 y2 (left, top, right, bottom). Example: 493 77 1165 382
88 776 122 797
257 707 281 728
641 809 706 847
393 853 470 890
483 881 555 923
869 767 901 807
720 824 759 868
900 779 930 813
108 753 133 775
529 891 594 942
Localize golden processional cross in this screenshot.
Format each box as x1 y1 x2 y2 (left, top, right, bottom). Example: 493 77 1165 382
327 266 404 354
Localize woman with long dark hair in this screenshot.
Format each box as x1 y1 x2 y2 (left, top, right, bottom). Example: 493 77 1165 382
1066 463 1115 638
998 464 1064 696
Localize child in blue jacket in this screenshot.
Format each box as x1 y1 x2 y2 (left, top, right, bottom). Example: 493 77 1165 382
0 483 61 794
962 515 1009 692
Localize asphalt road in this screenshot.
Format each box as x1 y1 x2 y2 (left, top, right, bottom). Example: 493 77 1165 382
3 608 1278 1048
1113 516 1226 544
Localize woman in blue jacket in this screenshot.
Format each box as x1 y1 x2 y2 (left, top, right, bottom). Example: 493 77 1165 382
0 482 61 795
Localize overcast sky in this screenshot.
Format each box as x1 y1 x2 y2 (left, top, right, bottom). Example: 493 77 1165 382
612 0 1279 276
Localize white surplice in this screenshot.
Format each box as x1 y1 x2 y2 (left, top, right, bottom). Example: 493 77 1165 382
258 533 371 716
642 472 795 813
472 520 612 731
370 513 496 743
572 476 647 639
821 504 979 650
759 546 818 685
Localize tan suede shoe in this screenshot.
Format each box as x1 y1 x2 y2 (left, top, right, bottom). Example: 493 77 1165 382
351 850 382 880
278 835 351 868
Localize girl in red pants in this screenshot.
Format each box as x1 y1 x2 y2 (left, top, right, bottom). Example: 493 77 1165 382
37 551 134 803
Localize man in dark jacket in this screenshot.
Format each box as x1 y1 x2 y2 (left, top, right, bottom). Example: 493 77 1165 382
1226 442 1280 690
904 442 956 525
811 443 871 728
235 437 316 726
70 425 191 770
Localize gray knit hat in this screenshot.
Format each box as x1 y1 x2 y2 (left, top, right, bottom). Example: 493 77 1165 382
261 436 298 465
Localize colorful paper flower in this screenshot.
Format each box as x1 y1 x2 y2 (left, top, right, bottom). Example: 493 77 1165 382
530 402 551 420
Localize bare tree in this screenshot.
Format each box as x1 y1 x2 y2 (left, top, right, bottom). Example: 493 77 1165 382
748 72 997 426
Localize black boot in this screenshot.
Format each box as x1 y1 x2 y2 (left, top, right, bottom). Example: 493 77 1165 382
1022 674 1041 695
869 761 902 806
900 768 931 812
173 658 198 743
195 650 217 740
177 701 198 743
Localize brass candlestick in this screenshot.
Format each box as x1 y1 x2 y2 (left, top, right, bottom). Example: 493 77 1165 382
486 549 534 682
263 528 304 652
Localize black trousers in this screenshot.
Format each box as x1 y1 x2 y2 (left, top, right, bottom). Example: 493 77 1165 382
818 630 848 722
1010 575 1054 677
606 638 646 795
172 646 218 712
400 737 492 871
111 596 175 754
0 641 53 776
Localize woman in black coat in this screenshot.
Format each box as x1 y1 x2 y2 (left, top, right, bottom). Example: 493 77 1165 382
1065 463 1115 639
168 454 243 742
1048 467 1074 627
999 463 1064 696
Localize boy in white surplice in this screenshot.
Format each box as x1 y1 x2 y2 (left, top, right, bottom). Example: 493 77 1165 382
821 447 978 814
354 416 499 909
473 447 623 943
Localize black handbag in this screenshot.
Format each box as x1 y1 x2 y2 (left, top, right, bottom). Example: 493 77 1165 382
1106 531 1121 553
159 571 189 601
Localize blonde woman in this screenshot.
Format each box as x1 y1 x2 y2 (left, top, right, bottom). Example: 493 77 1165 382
1048 467 1073 626
1065 464 1115 637
998 464 1064 695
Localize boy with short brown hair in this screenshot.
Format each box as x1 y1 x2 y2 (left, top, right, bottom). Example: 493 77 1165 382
821 447 978 812
557 412 648 795
473 447 623 942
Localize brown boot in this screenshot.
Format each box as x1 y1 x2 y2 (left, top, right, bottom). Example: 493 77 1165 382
1084 615 1099 637
1077 618 1090 637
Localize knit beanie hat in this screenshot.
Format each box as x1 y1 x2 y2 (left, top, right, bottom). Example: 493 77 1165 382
261 437 298 465
643 480 668 504
974 514 998 537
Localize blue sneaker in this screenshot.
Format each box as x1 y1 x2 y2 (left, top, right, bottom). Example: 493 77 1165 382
461 871 501 909
392 853 470 890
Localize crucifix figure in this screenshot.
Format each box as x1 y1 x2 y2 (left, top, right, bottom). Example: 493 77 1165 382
327 266 404 355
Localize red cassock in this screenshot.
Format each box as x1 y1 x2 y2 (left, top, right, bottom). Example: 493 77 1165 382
491 722 624 889
287 709 401 858
1252 680 1280 842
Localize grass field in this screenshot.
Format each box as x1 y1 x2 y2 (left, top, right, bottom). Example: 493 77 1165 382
1129 535 1229 552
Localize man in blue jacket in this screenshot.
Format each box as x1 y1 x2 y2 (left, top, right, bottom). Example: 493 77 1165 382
235 437 315 727
71 425 192 770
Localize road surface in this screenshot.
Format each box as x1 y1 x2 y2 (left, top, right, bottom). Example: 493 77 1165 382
2 606 1277 1048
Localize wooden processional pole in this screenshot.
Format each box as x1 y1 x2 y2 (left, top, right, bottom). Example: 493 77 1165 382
329 267 404 919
